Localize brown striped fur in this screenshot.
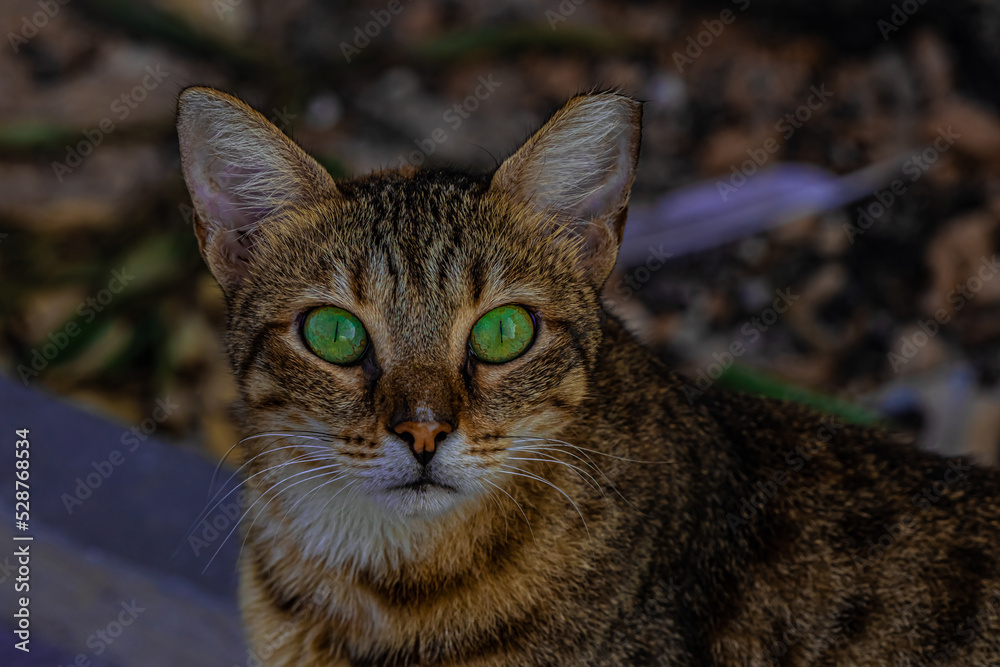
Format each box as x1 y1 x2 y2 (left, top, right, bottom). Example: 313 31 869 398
178 87 1000 665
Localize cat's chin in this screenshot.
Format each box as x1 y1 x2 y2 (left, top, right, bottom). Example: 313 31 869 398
376 483 466 518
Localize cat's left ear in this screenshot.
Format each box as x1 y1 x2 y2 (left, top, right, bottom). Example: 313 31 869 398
177 86 338 294
490 92 642 286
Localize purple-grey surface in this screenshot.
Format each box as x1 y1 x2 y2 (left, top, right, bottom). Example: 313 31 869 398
0 374 245 666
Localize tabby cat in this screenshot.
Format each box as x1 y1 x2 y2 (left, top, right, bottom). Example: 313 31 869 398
177 87 1000 666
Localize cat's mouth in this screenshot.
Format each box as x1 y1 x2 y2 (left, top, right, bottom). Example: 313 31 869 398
387 478 458 494
378 475 463 517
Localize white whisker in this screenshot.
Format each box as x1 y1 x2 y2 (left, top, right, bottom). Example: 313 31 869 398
257 469 351 565
506 455 604 493
509 437 669 464
209 432 332 497
498 464 590 539
509 442 653 517
175 446 333 557
482 478 535 544
202 461 343 573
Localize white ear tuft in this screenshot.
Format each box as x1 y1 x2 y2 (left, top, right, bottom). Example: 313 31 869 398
177 87 337 293
491 93 642 284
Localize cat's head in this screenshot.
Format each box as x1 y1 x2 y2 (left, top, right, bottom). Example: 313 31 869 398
177 88 641 520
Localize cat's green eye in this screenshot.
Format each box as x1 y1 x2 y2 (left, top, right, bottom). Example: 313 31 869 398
303 306 368 365
470 305 535 364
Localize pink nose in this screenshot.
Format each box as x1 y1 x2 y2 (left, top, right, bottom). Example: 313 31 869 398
393 420 452 466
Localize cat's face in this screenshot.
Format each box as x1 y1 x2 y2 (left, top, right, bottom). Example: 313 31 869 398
223 173 605 516
178 89 640 520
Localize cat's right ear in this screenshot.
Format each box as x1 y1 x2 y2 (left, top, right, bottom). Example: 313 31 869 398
177 87 337 294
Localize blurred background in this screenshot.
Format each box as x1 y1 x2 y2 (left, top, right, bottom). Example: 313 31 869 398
3 0 1000 663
